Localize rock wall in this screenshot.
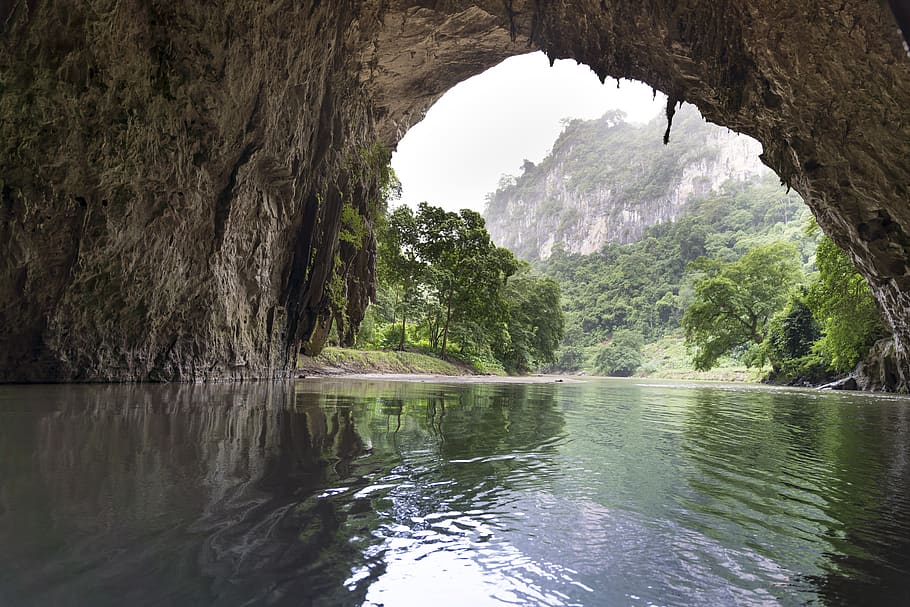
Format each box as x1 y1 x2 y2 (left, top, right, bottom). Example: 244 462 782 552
2 1 910 388
0 1 387 381
484 106 770 261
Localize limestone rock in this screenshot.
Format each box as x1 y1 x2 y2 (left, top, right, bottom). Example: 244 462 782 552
484 106 770 261
2 1 910 389
856 338 904 392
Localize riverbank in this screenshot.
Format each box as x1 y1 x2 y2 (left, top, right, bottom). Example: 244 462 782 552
297 347 483 377
298 346 763 383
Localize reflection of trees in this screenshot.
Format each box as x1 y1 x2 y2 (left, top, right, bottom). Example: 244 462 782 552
681 388 910 604
808 400 910 606
0 379 569 606
347 381 567 524
0 383 368 606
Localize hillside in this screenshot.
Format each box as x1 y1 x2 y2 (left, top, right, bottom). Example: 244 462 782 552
484 105 769 261
539 175 813 349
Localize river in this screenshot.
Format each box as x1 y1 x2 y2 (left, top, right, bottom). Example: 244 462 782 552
1 378 908 606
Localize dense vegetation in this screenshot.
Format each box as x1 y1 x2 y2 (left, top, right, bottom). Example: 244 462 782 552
356 202 565 374
537 174 885 380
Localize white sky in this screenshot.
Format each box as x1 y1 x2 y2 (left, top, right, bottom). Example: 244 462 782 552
391 52 666 213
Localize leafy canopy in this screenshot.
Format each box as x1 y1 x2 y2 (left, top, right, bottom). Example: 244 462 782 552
368 202 564 372
807 236 886 372
682 242 802 370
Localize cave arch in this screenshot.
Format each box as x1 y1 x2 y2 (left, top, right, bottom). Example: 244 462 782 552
1 1 908 388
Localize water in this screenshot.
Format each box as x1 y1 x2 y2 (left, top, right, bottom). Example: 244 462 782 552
1 378 909 606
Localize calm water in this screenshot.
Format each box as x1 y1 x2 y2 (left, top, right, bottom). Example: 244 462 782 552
1 378 910 606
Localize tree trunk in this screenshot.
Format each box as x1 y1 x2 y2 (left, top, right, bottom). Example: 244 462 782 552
399 314 406 351
441 294 453 357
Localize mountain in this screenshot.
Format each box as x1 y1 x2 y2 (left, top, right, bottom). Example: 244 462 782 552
483 105 770 261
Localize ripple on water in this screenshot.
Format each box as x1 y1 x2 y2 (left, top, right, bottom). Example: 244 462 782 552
3 380 910 606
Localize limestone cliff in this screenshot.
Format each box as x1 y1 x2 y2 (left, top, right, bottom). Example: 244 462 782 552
0 1 388 381
485 106 769 261
2 1 910 389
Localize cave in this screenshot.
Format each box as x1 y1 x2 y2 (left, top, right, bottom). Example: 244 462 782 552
1 1 909 388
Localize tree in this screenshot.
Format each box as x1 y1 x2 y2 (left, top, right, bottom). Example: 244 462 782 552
682 242 802 370
807 237 886 372
496 269 565 373
765 295 820 365
595 330 644 377
376 205 424 350
416 203 517 357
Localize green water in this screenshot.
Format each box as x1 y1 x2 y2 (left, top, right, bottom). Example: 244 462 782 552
1 378 909 606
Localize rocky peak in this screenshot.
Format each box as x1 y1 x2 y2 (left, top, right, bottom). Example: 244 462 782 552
484 106 769 261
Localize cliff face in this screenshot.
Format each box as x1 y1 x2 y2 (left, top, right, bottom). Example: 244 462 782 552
2 1 910 388
485 107 769 261
0 1 388 381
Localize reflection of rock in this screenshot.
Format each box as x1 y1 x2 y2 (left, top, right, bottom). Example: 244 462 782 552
0 383 366 605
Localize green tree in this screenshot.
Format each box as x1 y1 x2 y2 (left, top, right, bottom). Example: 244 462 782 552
765 295 820 366
682 242 802 370
550 346 585 373
595 330 644 377
416 203 518 357
376 205 425 350
496 269 565 373
807 237 886 372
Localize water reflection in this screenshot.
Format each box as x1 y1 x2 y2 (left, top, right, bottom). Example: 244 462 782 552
679 385 910 605
0 380 568 606
0 383 370 606
2 380 910 606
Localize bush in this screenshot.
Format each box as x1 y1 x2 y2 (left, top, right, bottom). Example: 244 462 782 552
546 346 585 373
768 352 834 385
595 330 644 377
765 296 820 368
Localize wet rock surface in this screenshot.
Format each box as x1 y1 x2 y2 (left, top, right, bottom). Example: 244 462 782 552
856 338 904 392
2 1 909 388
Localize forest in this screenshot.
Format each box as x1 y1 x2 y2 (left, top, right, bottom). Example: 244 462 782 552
343 104 886 382
354 202 565 374
537 175 885 381
341 173 884 382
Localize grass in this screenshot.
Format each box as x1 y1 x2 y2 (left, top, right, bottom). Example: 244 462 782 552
637 334 767 382
300 347 481 376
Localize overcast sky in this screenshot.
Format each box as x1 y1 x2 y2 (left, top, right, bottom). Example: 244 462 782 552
391 52 666 213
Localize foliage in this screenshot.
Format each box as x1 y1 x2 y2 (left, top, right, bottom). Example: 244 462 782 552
339 201 367 248
768 352 831 385
356 142 402 217
547 346 586 373
682 242 802 371
376 205 424 349
594 330 644 377
414 203 517 356
365 202 564 373
540 175 812 349
485 108 885 380
495 269 565 373
309 347 475 376
807 237 886 372
765 295 820 365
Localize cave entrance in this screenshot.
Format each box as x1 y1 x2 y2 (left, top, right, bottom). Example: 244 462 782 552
391 52 665 214
369 1 910 389
379 51 813 378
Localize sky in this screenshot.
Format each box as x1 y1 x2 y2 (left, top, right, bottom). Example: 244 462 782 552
391 52 666 213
